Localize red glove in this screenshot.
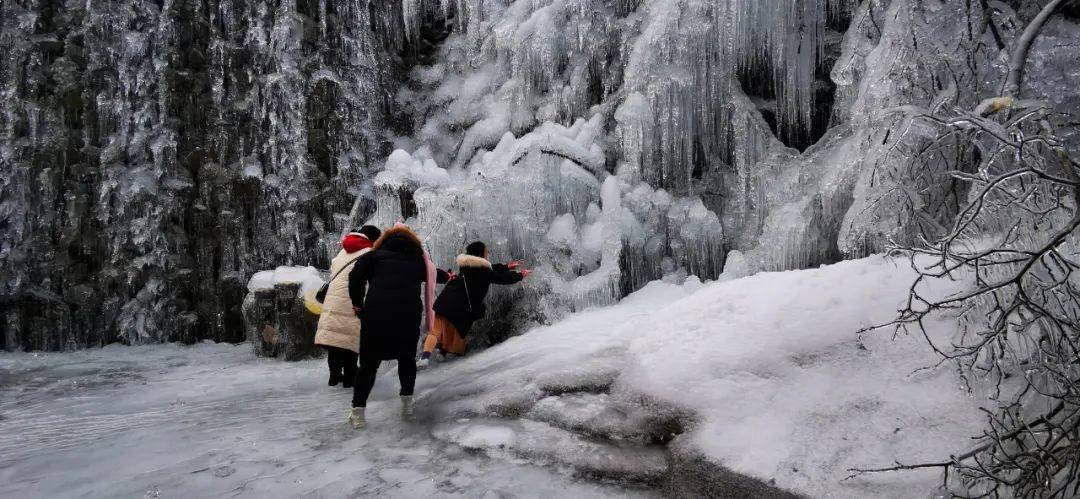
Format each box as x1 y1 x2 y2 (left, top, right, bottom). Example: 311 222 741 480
447 270 457 280
519 269 532 278
508 259 526 270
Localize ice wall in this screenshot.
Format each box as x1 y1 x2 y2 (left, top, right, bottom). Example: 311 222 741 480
382 0 1079 330
369 116 724 320
386 0 858 284
0 0 406 350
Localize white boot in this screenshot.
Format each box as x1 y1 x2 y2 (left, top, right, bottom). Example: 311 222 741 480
348 407 366 429
400 396 415 421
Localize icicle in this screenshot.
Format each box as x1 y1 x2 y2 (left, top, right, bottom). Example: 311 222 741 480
402 0 421 43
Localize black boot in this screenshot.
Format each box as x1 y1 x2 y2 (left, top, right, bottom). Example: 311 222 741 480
342 365 357 388
342 351 358 388
327 346 346 386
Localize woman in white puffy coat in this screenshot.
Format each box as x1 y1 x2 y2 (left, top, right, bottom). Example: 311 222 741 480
314 225 381 387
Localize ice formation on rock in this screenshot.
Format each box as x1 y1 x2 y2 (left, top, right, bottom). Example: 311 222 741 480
0 1 408 349
368 115 723 323
383 0 855 290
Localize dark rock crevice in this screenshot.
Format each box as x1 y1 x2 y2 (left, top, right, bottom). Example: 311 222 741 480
737 13 849 152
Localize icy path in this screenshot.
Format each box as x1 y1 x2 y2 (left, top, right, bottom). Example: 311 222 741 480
0 344 653 498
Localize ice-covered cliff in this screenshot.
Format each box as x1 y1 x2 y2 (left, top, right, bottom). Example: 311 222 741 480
1 1 410 349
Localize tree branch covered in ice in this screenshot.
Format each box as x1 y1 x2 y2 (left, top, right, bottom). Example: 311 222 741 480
1002 0 1069 99
853 6 1080 491
974 0 1070 117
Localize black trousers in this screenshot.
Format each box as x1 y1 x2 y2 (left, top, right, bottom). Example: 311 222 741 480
351 350 417 407
325 346 358 380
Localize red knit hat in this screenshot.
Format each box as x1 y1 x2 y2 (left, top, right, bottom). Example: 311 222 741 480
342 233 374 253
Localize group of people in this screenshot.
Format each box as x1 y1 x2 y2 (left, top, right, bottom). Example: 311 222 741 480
312 223 530 429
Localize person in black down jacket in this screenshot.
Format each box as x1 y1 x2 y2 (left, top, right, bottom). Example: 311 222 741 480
345 224 448 429
419 241 530 368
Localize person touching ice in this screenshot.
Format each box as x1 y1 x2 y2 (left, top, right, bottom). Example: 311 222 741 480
419 241 530 368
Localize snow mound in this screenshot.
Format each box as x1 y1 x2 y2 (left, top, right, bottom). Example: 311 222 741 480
375 149 451 188
419 255 984 498
246 266 324 295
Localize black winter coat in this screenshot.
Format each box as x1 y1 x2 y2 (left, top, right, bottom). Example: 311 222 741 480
348 226 429 360
433 254 523 337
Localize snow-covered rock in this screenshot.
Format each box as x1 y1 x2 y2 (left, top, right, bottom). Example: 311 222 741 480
243 266 324 360
246 266 325 296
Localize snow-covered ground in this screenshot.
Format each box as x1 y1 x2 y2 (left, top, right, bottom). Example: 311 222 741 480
0 343 645 498
0 256 984 498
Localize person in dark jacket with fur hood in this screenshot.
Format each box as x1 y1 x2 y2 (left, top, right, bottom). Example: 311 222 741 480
419 241 530 368
345 223 448 429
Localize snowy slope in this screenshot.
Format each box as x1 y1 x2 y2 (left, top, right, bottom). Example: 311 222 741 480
0 255 983 498
419 255 983 497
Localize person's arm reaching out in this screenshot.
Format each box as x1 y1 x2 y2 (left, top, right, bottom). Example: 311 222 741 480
436 268 455 284
490 262 526 285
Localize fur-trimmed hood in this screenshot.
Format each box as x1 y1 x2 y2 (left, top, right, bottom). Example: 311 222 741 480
373 225 423 252
456 254 492 269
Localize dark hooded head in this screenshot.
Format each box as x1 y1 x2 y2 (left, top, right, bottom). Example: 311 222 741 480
357 225 382 243
465 241 487 258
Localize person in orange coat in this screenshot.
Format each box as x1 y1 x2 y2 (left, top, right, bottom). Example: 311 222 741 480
419 241 530 368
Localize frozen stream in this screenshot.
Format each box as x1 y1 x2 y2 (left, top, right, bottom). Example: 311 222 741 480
0 344 654 498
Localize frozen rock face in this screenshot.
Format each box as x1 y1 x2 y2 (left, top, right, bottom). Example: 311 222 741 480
386 0 851 278
832 1 1080 262
367 0 855 342
0 1 408 350
368 0 1079 342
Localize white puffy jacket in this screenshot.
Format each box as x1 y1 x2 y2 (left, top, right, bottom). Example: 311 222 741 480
313 247 370 352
